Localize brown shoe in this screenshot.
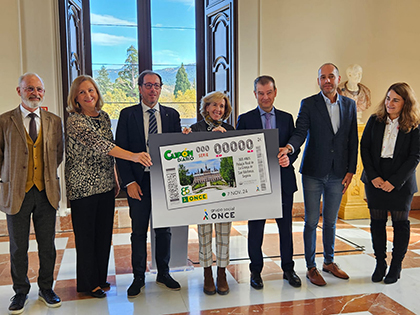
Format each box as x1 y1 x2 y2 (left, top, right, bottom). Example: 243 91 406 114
322 263 349 279
306 267 326 286
203 267 216 295
216 267 230 295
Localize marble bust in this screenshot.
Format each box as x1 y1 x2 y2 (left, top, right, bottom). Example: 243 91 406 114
338 64 371 116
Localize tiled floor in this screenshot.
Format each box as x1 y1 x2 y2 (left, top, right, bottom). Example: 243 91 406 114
1 211 420 314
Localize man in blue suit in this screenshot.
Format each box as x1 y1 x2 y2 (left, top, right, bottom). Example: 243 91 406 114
116 70 182 297
236 75 302 289
279 63 358 286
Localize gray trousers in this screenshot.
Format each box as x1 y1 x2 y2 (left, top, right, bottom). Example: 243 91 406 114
7 186 57 294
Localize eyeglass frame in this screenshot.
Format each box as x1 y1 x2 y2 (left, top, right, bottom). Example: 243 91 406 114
142 83 163 90
21 86 45 93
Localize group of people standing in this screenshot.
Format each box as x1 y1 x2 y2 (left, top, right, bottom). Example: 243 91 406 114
1 63 419 314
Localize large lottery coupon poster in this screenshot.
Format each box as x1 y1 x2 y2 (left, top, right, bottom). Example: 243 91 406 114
149 129 283 228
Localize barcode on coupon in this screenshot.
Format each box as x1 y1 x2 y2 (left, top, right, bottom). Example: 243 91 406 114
256 146 267 191
166 168 180 203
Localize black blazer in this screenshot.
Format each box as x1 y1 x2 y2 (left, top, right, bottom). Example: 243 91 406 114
288 93 358 179
190 120 234 132
115 103 181 187
361 114 420 195
236 107 299 195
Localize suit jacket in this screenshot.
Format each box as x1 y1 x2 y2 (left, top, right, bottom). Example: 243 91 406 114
0 106 64 215
236 107 299 195
115 103 181 187
288 92 358 179
361 115 420 194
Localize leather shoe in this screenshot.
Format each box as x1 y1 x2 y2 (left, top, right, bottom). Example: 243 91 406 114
127 278 145 297
306 267 326 286
156 273 181 290
8 293 28 314
322 262 349 279
100 282 111 289
250 272 263 290
283 270 301 288
38 289 62 307
90 288 106 298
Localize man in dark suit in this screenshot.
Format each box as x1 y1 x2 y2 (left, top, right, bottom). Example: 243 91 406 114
279 63 358 286
0 73 63 314
116 70 182 297
236 75 301 289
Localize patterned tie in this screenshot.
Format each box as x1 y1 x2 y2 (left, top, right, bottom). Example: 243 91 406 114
28 113 37 142
147 108 157 147
264 112 272 129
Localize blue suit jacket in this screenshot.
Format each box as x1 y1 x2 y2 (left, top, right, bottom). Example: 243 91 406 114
236 107 299 195
288 92 358 179
115 103 181 187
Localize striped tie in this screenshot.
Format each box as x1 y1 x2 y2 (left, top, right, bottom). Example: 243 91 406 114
147 108 157 147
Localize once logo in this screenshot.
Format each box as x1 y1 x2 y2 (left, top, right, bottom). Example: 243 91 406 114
209 212 236 220
182 193 208 203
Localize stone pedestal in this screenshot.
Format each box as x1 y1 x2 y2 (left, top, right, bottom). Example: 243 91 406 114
339 124 369 220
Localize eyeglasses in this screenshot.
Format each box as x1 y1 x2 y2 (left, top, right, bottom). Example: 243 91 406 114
22 86 45 93
143 83 162 90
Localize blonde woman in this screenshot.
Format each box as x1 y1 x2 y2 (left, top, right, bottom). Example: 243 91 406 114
184 91 233 295
65 75 150 298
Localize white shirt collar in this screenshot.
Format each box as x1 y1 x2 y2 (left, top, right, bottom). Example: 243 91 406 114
387 116 399 124
321 91 341 105
142 101 160 113
20 104 41 118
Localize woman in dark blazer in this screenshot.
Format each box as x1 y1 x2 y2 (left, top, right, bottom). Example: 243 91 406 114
183 91 233 295
361 82 420 284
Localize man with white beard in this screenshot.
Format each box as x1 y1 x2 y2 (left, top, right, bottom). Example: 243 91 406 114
0 73 64 314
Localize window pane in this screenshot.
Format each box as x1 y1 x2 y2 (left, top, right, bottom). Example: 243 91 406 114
151 0 197 127
90 0 197 132
90 0 139 133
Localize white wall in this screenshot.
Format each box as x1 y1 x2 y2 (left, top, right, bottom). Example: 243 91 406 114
1 0 62 117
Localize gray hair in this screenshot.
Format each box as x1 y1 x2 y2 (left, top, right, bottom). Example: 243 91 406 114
18 73 44 87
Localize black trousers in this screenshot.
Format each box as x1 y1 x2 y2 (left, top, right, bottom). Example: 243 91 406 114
70 189 115 292
128 173 171 279
7 186 57 294
248 192 295 273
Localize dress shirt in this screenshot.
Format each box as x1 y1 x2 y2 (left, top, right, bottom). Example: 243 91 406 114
20 104 41 137
381 116 399 158
321 92 341 134
258 106 276 130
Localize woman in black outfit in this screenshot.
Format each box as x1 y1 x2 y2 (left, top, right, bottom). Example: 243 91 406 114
361 82 420 284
